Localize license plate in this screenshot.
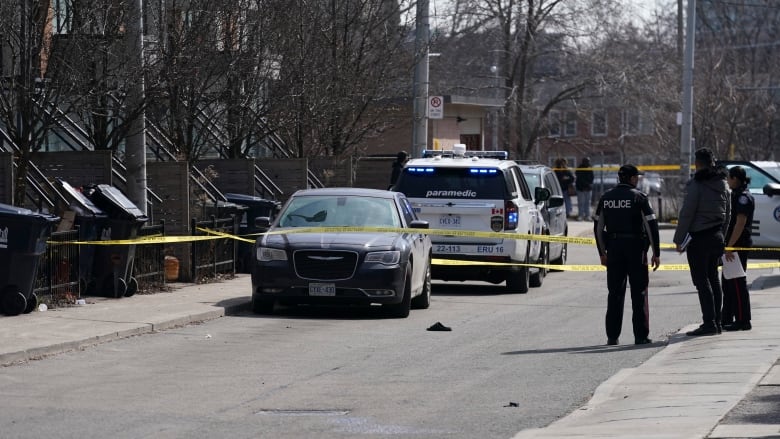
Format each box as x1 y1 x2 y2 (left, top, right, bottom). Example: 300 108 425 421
439 215 461 227
309 283 336 296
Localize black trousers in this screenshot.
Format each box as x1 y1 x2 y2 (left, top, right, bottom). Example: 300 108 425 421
685 229 724 329
722 250 751 324
605 239 649 341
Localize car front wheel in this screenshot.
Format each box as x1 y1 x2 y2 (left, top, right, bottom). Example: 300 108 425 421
411 259 432 309
387 265 412 318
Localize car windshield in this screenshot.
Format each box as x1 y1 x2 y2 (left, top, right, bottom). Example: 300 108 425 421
278 195 401 228
395 167 508 199
522 172 541 192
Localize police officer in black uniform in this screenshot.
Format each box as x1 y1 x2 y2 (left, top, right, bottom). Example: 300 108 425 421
594 164 661 346
722 165 754 331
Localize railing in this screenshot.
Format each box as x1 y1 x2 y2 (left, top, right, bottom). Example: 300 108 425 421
133 221 166 292
34 229 80 306
190 215 238 282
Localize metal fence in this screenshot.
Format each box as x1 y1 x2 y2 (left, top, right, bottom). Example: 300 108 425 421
190 215 238 282
34 229 80 306
133 221 166 292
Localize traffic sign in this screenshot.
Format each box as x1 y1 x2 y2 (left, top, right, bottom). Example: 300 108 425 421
428 96 443 119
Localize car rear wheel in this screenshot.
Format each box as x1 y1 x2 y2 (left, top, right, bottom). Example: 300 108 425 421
387 265 412 318
530 241 549 288
411 259 432 309
506 244 530 294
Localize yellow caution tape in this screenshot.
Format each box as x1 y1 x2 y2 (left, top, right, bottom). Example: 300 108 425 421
432 258 780 271
49 225 780 255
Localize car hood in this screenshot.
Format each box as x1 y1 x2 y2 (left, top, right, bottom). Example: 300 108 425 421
262 231 402 249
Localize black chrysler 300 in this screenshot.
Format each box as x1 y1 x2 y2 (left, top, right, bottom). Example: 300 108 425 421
251 188 432 318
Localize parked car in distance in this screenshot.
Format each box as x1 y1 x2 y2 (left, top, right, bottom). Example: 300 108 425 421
251 188 432 317
591 164 620 203
638 172 664 195
518 163 569 272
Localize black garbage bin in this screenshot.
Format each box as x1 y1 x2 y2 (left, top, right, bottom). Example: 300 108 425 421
83 184 148 298
223 193 280 273
53 179 110 295
0 203 59 315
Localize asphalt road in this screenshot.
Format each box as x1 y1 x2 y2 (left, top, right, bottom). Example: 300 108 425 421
0 229 769 439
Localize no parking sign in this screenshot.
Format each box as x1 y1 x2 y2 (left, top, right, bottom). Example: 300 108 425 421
428 96 443 119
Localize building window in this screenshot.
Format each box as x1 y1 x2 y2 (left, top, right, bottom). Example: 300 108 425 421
591 109 607 136
564 111 577 137
548 111 561 137
622 109 654 135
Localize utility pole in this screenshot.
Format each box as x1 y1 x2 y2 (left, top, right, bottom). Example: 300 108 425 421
411 0 429 158
680 0 696 190
124 0 147 214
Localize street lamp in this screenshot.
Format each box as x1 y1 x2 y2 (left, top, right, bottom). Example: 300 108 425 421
490 65 500 151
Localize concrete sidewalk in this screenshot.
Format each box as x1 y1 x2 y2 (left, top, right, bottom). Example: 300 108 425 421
0 275 252 366
511 279 780 439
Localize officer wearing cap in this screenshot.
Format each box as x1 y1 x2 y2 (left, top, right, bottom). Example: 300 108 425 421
594 164 660 346
673 147 730 336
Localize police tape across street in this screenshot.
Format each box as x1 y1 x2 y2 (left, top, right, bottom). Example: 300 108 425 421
50 225 780 272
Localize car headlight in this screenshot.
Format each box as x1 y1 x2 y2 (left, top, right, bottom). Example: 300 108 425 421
365 251 400 265
257 247 288 262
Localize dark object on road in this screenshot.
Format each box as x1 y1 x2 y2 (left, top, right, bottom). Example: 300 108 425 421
0 203 59 315
504 402 519 407
427 322 451 331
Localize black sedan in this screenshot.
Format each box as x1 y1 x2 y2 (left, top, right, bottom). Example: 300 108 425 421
251 188 432 317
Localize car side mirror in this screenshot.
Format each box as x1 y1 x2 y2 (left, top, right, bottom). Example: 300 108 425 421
410 220 429 229
254 216 271 231
763 183 780 197
547 195 564 208
534 187 551 204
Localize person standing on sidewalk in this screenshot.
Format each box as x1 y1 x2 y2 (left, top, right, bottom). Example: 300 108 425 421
673 147 730 336
722 166 754 331
575 157 594 221
388 151 408 189
555 158 575 218
594 164 661 346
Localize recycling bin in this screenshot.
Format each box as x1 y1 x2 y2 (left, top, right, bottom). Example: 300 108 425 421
223 193 280 273
82 184 148 298
54 179 109 295
0 203 59 315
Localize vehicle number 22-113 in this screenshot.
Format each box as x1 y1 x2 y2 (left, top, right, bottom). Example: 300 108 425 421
435 245 504 254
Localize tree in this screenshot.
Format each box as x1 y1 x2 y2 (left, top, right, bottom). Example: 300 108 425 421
0 0 67 206
694 0 780 160
438 0 628 159
266 0 414 158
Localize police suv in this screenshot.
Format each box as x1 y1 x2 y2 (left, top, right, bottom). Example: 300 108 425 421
719 160 780 258
393 144 551 293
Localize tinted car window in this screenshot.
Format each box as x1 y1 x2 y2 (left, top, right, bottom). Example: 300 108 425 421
278 195 401 228
543 172 561 196
396 167 508 199
510 167 532 200
399 197 417 224
524 172 542 193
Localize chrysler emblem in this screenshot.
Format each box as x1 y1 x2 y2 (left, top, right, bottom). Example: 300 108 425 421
308 256 343 261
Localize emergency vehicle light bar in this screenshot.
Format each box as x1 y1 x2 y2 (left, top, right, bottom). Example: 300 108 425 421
422 149 508 160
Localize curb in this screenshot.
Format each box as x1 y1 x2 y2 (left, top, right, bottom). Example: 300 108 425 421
0 298 251 367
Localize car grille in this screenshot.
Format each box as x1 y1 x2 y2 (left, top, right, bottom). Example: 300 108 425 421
293 250 358 280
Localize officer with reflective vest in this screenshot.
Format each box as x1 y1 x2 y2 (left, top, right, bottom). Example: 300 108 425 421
594 164 661 346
